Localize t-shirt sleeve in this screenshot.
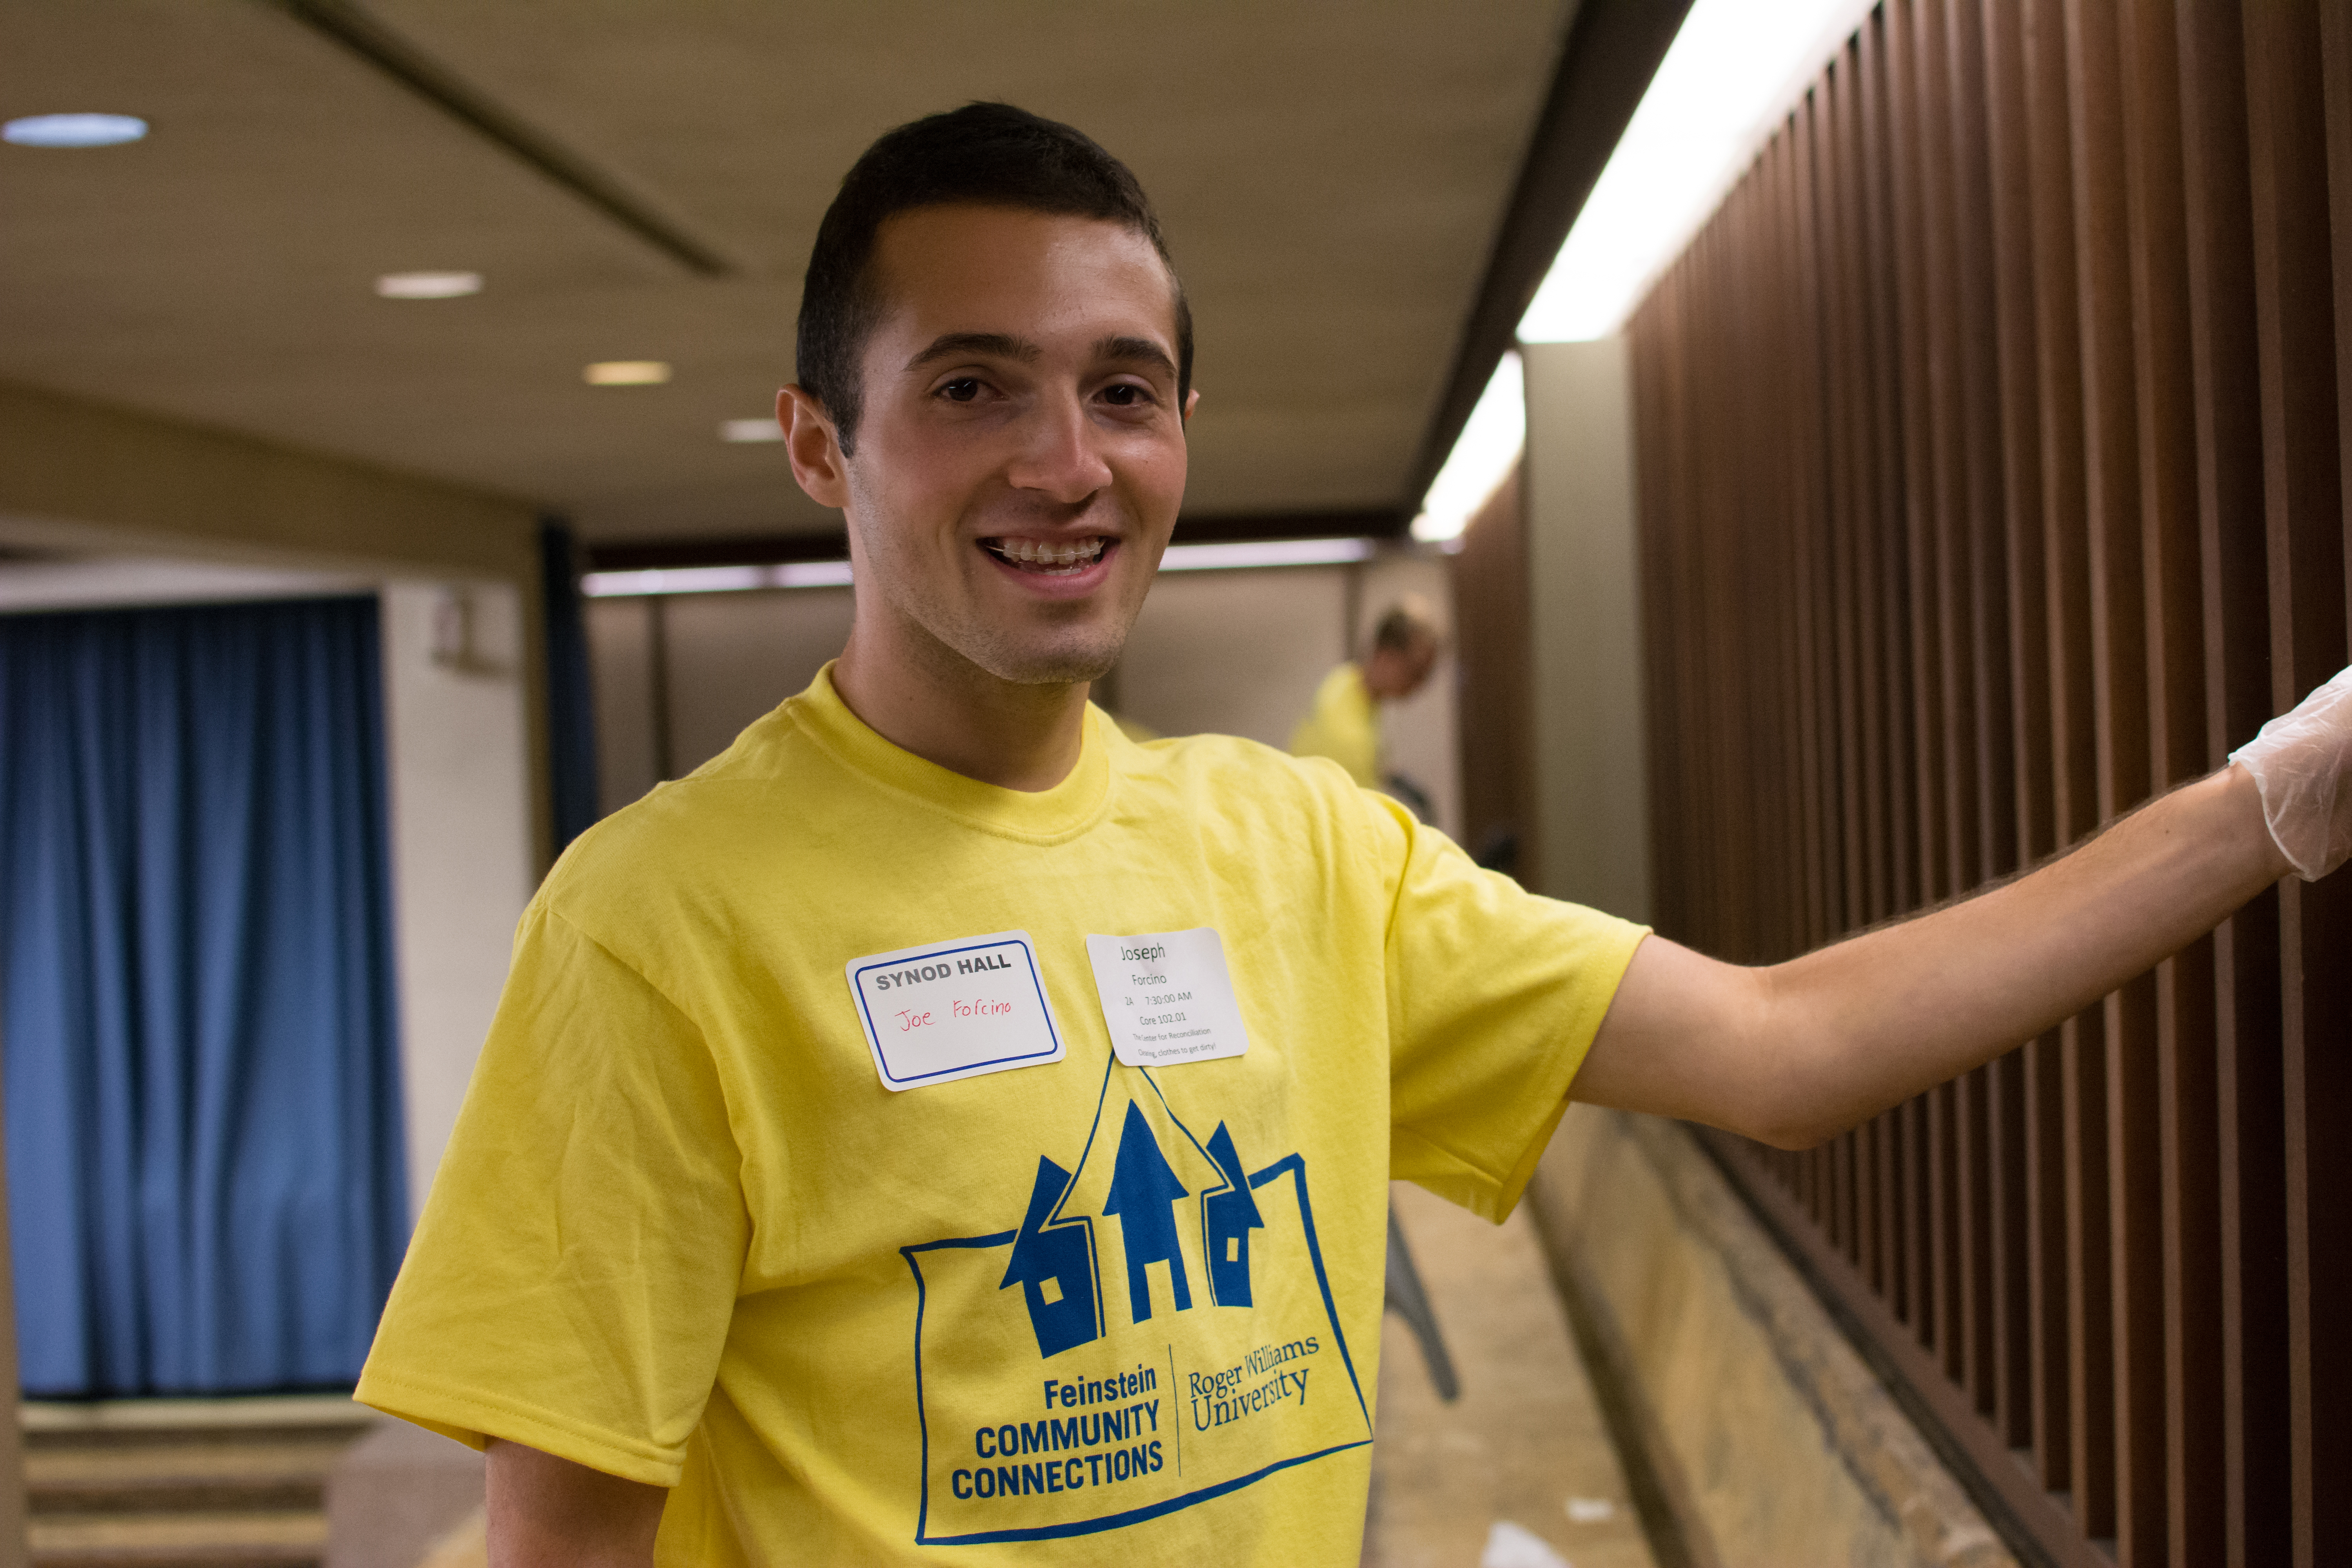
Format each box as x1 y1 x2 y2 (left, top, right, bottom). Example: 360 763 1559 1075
356 902 749 1488
1371 793 1649 1223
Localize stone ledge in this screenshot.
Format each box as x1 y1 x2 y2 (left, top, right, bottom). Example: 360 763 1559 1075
1526 1105 2015 1568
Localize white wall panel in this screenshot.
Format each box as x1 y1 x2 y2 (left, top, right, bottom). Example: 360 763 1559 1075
379 580 535 1213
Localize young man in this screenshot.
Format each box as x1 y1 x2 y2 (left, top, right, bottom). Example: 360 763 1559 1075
1289 597 1441 793
358 105 2352 1567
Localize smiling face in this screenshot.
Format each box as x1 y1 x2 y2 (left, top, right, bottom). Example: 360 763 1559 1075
788 203 1194 690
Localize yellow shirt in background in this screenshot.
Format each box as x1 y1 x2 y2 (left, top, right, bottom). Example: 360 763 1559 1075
357 665 1644 1566
1287 662 1380 788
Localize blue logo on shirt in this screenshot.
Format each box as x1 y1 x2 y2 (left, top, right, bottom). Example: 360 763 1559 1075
1102 1100 1196 1324
1002 1158 1100 1359
898 1054 1372 1546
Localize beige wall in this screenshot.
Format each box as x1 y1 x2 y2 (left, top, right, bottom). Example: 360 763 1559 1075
664 586 859 779
588 596 662 817
586 555 1465 842
1522 339 1650 923
1116 566 1350 748
586 586 858 814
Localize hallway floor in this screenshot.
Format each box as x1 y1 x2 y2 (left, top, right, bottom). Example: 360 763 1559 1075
1361 1182 1655 1568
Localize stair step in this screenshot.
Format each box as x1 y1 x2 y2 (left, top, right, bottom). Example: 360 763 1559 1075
29 1436 347 1509
19 1399 371 1568
29 1508 325 1567
31 1481 324 1516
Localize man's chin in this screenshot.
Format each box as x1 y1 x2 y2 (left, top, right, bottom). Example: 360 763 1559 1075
979 647 1121 687
912 613 1112 687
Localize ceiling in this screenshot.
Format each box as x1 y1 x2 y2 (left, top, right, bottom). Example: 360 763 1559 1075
0 0 1582 551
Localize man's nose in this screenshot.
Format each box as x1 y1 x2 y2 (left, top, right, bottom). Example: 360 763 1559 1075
1003 390 1113 503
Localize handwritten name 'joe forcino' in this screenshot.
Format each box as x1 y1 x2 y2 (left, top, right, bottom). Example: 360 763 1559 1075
871 949 1021 1033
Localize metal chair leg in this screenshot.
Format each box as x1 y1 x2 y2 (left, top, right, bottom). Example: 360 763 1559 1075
1382 1200 1460 1403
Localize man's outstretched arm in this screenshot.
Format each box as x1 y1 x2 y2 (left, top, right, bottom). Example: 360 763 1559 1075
486 1440 666 1568
1573 760 2289 1150
1577 662 2352 1147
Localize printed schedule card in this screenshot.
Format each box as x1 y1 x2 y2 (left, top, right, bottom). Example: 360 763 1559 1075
1084 928 1250 1068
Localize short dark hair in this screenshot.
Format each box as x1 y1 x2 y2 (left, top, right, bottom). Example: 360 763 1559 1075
1372 599 1439 653
796 103 1192 454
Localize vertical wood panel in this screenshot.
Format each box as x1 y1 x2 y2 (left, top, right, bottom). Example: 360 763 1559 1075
2067 5 2171 1564
2062 6 2167 1553
1938 0 2011 1421
1890 0 1960 1377
1620 2 2350 1561
1788 100 1839 960
2040 0 2118 1537
2242 5 2350 1561
1449 466 1535 881
1821 44 1870 943
2306 10 2352 1565
1863 10 1918 927
1982 0 2064 1468
2172 2 2288 1556
2114 3 2223 1563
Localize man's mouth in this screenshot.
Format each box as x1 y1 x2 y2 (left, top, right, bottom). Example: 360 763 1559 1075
981 536 1111 575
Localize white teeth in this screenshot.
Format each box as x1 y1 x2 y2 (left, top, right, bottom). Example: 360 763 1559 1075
988 537 1107 573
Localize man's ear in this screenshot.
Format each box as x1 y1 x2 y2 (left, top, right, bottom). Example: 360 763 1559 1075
779 385 850 508
1182 388 1201 424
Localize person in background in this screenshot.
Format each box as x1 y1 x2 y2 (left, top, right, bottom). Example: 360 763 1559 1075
1289 596 1441 813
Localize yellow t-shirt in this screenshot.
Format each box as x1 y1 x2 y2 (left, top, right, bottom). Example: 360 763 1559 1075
358 664 1644 1567
1287 662 1381 788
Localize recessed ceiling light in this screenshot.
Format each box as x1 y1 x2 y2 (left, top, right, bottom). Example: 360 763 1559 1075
3 113 149 148
720 418 784 443
584 361 671 387
376 270 482 299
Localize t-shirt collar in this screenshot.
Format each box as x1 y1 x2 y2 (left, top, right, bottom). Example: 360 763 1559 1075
791 661 1114 843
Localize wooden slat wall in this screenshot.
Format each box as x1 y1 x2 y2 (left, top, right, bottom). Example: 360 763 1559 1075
1450 465 1539 881
1624 3 2350 1564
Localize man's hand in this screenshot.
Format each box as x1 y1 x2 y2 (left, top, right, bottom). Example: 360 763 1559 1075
486 1439 666 1568
2231 665 2352 879
1574 752 2300 1151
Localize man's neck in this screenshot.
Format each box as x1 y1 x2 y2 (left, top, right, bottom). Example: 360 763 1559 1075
831 622 1093 793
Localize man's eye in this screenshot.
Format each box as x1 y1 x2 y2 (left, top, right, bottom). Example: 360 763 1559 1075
1100 384 1148 407
938 378 983 403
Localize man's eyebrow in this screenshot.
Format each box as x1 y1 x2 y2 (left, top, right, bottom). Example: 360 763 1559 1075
903 332 1042 372
1096 336 1179 379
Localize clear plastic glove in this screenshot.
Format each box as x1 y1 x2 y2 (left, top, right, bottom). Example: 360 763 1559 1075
2230 664 2352 880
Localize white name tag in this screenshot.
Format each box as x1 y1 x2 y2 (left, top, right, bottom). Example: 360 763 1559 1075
845 931 1065 1091
1084 927 1250 1068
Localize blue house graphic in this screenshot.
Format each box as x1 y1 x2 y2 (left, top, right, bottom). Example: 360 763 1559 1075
993 1094 1276 1356
1102 1100 1193 1323
1201 1121 1264 1308
1000 1156 1100 1358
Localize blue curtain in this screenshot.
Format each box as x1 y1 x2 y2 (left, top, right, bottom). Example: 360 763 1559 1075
0 595 406 1397
539 520 600 852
